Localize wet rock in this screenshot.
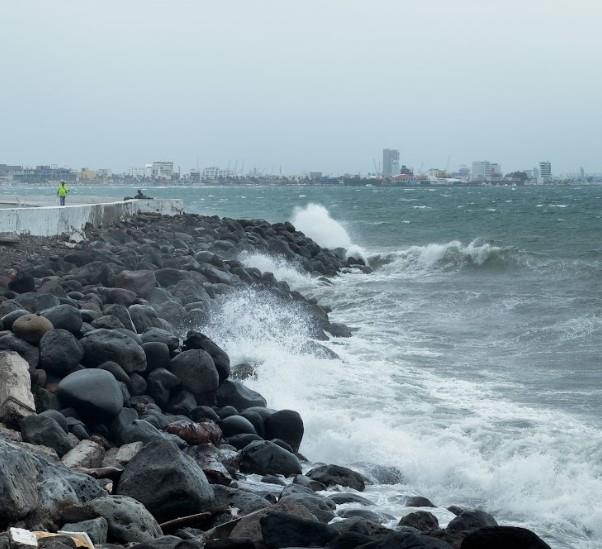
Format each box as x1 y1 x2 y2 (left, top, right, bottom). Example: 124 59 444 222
141 328 179 352
240 440 302 476
279 492 336 523
212 484 270 514
306 464 367 491
147 368 181 408
398 511 439 532
359 532 453 549
40 305 83 334
62 495 162 544
0 333 39 369
99 361 130 385
337 509 383 522
185 444 233 485
225 433 262 450
330 493 374 506
12 314 53 344
166 420 222 445
39 329 84 376
1 308 29 330
460 526 551 549
446 510 497 534
260 511 337 548
58 369 124 419
81 329 147 373
113 270 157 298
62 517 109 545
143 341 171 371
221 415 257 437
0 351 36 426
405 496 435 508
169 349 219 402
16 292 60 312
216 380 267 411
0 439 39 523
8 271 35 294
129 305 163 333
21 414 75 457
264 409 304 452
62 439 106 469
117 439 214 522
166 388 196 415
183 331 230 382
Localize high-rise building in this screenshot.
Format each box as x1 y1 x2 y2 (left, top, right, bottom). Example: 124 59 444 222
471 161 501 181
151 161 174 179
539 161 552 183
382 149 400 178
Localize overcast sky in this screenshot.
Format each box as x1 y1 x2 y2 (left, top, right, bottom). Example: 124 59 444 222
1 1 601 175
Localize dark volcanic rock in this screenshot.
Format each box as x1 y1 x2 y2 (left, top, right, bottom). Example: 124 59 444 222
260 511 337 548
216 380 267 410
446 510 498 534
264 409 304 452
117 439 214 523
359 532 453 549
460 526 551 549
221 415 257 437
143 341 171 371
81 329 147 373
0 332 40 368
129 305 163 333
240 440 302 476
39 329 84 376
113 270 157 298
405 496 435 508
169 349 219 402
183 331 230 382
398 511 439 532
279 492 336 523
20 414 75 457
307 464 368 491
40 305 83 334
58 369 124 419
8 271 35 293
62 517 109 545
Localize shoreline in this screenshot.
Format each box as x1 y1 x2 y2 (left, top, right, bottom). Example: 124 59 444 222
0 211 551 549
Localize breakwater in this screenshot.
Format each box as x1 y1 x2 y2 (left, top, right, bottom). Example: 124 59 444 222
0 211 550 549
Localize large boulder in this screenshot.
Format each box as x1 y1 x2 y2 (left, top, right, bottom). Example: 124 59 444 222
58 369 124 419
0 333 39 369
216 380 267 410
183 331 230 382
81 329 147 373
169 349 219 402
399 511 439 532
129 305 163 333
113 270 156 298
358 532 453 549
12 314 53 344
260 512 337 548
264 409 304 452
61 517 108 545
62 495 162 544
20 414 75 457
306 464 367 491
39 329 84 376
40 305 82 334
460 526 551 549
117 439 214 522
240 440 302 476
446 510 498 534
0 438 39 523
279 492 336 523
0 351 35 426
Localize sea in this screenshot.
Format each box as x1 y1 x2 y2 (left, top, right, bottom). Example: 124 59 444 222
2 183 601 548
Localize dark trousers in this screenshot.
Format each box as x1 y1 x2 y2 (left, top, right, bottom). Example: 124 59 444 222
59 197 65 206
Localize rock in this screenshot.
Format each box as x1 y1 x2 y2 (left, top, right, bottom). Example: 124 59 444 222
240 440 302 476
129 305 163 333
184 444 233 485
9 271 35 293
183 331 230 382
216 380 267 411
1 308 29 330
332 516 392 537
39 329 84 376
62 440 106 469
40 305 83 334
166 388 196 415
103 304 135 331
460 526 551 549
264 409 304 452
98 287 137 306
221 415 257 437
260 511 337 548
147 368 181 408
398 511 439 532
91 315 125 330
446 510 497 534
15 292 60 313
104 441 144 467
306 464 367 491
114 270 157 298
99 361 130 385
62 495 162 544
279 492 336 523
211 484 270 514
110 408 174 446
226 433 262 449
337 509 383 522
143 341 171 371
169 349 219 402
330 493 374 506
62 517 108 545
0 439 39 522
165 420 222 445
0 351 36 426
21 414 75 457
12 314 54 344
58 369 124 419
141 328 179 352
405 496 435 508
358 532 453 549
328 322 353 337
117 439 214 522
40 409 69 431
81 329 147 373
0 333 39 369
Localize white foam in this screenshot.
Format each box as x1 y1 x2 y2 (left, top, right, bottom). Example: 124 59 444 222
238 251 314 290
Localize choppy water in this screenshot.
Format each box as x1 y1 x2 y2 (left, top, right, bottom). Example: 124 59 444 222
4 183 602 548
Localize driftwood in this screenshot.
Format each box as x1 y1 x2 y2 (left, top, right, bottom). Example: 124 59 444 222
159 511 214 533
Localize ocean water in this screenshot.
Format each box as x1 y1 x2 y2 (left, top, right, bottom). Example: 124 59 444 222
4 183 602 548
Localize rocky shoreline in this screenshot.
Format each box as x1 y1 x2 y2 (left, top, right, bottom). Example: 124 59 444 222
0 212 550 549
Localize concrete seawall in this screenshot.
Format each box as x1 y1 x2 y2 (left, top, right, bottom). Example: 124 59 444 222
0 199 184 237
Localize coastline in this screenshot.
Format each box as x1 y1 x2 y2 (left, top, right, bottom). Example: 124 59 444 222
0 210 551 549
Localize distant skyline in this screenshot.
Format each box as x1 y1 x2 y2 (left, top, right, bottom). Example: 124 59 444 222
1 1 601 174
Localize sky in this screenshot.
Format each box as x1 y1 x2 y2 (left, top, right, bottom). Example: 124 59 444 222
1 0 601 175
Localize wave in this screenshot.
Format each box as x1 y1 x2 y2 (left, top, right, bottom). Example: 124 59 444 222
290 203 367 261
238 251 314 290
375 240 533 274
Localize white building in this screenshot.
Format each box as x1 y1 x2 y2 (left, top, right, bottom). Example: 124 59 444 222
471 161 501 181
539 161 552 183
382 149 400 178
151 161 174 180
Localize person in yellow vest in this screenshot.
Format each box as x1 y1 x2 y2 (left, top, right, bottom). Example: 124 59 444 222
57 181 70 206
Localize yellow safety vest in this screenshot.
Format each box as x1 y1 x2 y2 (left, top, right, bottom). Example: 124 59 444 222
57 185 69 198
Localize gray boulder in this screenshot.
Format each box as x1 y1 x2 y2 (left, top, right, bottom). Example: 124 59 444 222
58 369 124 419
240 440 302 477
307 464 368 491
61 517 108 545
40 305 82 334
216 380 267 410
39 329 84 376
169 349 219 402
21 414 75 457
113 270 157 298
81 329 147 373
